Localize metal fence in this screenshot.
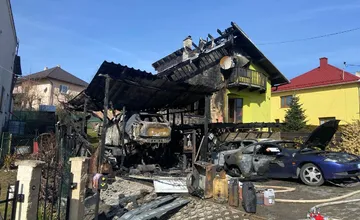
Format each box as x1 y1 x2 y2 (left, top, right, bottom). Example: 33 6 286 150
0 181 20 220
36 124 75 220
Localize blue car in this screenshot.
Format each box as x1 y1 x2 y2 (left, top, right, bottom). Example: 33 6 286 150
224 120 360 186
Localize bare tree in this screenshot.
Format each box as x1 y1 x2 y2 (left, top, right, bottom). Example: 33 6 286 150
13 78 43 110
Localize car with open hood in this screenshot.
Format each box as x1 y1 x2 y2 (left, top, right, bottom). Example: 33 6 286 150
224 120 360 186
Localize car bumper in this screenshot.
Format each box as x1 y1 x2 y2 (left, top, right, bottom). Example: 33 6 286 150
322 162 360 179
332 170 360 179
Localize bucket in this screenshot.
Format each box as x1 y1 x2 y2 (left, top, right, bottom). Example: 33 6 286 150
264 189 275 206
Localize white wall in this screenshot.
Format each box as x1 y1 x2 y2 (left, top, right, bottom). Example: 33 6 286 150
0 0 18 134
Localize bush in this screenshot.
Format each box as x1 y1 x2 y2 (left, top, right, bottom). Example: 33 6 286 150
332 120 360 154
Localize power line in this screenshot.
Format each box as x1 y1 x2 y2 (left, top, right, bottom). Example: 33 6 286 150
346 64 360 67
258 27 360 45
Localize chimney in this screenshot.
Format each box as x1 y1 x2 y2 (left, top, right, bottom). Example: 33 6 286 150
183 36 192 49
320 57 328 68
356 71 360 78
44 67 48 70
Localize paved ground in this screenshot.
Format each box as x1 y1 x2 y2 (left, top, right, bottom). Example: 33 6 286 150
95 177 360 220
255 179 360 220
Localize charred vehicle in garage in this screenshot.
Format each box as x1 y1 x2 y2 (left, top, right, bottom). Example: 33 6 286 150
104 112 172 167
224 120 360 186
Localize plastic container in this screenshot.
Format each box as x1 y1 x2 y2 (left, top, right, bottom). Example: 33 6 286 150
256 191 264 205
264 189 275 206
213 173 228 204
228 178 239 207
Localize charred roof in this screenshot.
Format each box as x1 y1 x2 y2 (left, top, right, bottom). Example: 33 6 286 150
68 61 217 112
152 22 289 86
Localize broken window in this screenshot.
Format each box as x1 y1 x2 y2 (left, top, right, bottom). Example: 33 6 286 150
228 98 243 123
256 144 281 156
280 95 292 108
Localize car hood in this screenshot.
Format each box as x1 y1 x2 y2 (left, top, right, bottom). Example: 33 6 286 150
302 120 340 151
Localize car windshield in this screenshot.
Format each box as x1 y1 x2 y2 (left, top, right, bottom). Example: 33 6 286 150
140 115 165 122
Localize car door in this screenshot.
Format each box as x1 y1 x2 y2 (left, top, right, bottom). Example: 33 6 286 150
237 144 257 177
252 144 280 176
267 145 296 178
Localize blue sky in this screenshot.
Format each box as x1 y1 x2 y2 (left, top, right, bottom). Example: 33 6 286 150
11 0 360 82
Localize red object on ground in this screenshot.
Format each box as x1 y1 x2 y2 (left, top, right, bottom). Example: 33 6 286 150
33 141 39 154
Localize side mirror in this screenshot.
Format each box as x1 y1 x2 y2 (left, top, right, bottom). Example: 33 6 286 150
276 152 285 157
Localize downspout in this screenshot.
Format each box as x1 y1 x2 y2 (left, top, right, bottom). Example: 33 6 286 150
48 79 54 105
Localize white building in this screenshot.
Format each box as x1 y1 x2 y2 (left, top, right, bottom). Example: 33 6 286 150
0 0 21 135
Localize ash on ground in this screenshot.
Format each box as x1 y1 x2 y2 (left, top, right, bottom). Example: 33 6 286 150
84 177 156 220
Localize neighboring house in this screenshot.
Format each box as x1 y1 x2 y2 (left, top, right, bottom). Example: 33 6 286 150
152 22 288 123
271 57 360 125
0 0 22 134
13 66 88 110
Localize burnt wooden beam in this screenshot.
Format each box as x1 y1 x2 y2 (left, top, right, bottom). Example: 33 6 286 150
192 42 200 50
201 95 210 161
120 106 126 167
99 75 111 170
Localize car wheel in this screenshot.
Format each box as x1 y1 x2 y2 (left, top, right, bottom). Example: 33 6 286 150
300 163 324 186
228 166 242 177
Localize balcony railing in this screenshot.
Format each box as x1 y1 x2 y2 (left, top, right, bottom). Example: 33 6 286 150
227 67 267 92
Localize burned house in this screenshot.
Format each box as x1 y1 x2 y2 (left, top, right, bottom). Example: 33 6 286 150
152 22 289 124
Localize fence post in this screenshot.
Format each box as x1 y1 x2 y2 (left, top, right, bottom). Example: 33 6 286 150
15 160 45 220
69 157 90 220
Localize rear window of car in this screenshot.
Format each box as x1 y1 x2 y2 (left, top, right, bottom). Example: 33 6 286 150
140 115 165 122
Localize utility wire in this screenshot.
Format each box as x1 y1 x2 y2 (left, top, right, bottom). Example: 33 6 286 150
258 27 360 45
346 64 360 67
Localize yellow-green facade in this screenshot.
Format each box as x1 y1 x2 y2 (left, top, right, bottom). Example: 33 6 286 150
219 63 272 123
271 83 360 125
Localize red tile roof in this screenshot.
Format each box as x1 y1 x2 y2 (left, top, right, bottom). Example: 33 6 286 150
273 57 360 92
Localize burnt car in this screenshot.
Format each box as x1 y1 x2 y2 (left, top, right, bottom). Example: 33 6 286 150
104 112 171 166
212 138 274 167
224 120 360 186
105 112 171 146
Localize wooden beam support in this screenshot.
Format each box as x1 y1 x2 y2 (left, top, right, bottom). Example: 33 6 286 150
98 75 111 170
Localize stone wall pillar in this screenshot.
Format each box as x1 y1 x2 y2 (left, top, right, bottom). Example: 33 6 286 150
15 160 45 220
69 157 90 220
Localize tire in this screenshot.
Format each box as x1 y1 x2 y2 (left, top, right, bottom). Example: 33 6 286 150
299 163 324 186
228 165 242 177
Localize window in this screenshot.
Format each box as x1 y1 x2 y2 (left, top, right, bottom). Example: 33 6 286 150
228 98 243 123
59 85 69 94
319 117 336 125
242 144 258 154
275 119 280 123
280 95 293 108
0 86 4 112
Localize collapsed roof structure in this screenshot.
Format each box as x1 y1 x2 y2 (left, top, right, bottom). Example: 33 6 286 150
68 61 217 112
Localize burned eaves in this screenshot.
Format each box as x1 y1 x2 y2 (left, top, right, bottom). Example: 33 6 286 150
68 61 217 112
152 22 289 86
